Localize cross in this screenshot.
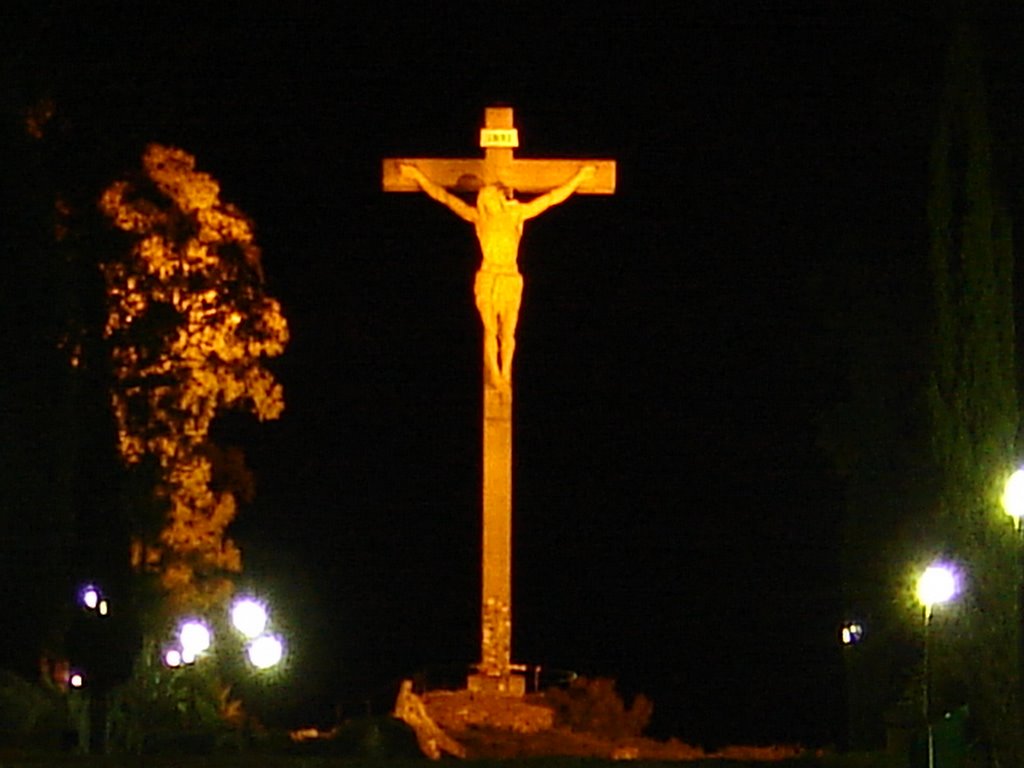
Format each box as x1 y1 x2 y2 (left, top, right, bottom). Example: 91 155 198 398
383 106 616 696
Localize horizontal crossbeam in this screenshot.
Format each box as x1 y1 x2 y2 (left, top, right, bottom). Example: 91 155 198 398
382 157 615 194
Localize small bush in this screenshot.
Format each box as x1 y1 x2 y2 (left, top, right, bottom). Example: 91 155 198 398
543 676 652 739
0 669 66 748
310 716 420 758
104 645 238 754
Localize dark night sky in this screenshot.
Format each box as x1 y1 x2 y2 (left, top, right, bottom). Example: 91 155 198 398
5 2 1024 748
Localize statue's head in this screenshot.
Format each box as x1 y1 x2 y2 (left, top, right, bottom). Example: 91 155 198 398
478 184 514 212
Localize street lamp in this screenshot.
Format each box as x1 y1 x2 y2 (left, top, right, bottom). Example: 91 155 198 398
178 619 212 664
1002 468 1024 754
231 597 269 639
917 565 956 611
164 594 287 674
246 634 285 670
229 595 285 670
917 563 958 768
839 620 864 646
80 586 100 611
163 648 183 668
78 583 111 618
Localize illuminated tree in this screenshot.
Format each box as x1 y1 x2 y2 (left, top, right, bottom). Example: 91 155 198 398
99 144 287 612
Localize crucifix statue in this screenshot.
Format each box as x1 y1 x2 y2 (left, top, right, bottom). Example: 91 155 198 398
399 162 595 389
383 106 616 695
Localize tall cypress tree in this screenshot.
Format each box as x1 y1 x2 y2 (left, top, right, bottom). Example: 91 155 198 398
827 25 1021 760
923 25 1020 764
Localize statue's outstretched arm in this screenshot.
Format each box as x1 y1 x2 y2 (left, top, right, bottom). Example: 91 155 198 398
520 165 596 220
400 164 478 223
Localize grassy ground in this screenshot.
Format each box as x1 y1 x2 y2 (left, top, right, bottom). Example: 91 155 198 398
0 751 902 768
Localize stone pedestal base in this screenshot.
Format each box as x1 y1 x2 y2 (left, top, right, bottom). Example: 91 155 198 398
424 686 554 734
467 672 526 697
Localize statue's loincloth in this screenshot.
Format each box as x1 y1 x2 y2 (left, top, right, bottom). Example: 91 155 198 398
474 269 523 319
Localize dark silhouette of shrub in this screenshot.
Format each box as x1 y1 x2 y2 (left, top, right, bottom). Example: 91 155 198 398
0 669 66 747
543 676 652 739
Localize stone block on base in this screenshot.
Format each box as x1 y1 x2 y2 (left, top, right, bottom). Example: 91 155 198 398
467 672 526 697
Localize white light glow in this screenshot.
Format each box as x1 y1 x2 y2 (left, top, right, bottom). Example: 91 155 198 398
840 621 863 646
1004 469 1024 523
231 597 269 638
82 586 99 610
179 620 212 657
247 634 284 669
69 672 84 688
164 648 183 668
917 565 957 608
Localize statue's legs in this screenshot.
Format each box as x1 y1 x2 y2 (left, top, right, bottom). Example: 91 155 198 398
497 304 519 382
475 270 522 387
499 336 515 381
482 330 502 386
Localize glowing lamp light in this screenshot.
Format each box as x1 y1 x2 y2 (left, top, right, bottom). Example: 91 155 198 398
917 565 957 609
98 599 109 616
231 597 269 638
164 648 183 668
1003 469 1024 526
81 586 100 610
69 672 84 689
840 621 864 646
247 634 284 670
179 620 212 658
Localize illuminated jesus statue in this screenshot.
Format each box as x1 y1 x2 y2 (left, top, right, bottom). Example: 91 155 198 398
400 163 596 388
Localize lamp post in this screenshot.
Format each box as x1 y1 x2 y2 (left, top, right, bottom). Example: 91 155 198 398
838 619 865 750
916 563 957 768
178 619 213 664
231 598 268 639
229 595 285 671
246 634 285 670
1002 468 1024 752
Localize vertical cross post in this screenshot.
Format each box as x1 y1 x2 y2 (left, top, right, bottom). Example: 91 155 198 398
473 367 518 692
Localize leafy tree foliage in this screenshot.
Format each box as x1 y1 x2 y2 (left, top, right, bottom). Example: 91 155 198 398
98 144 288 613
